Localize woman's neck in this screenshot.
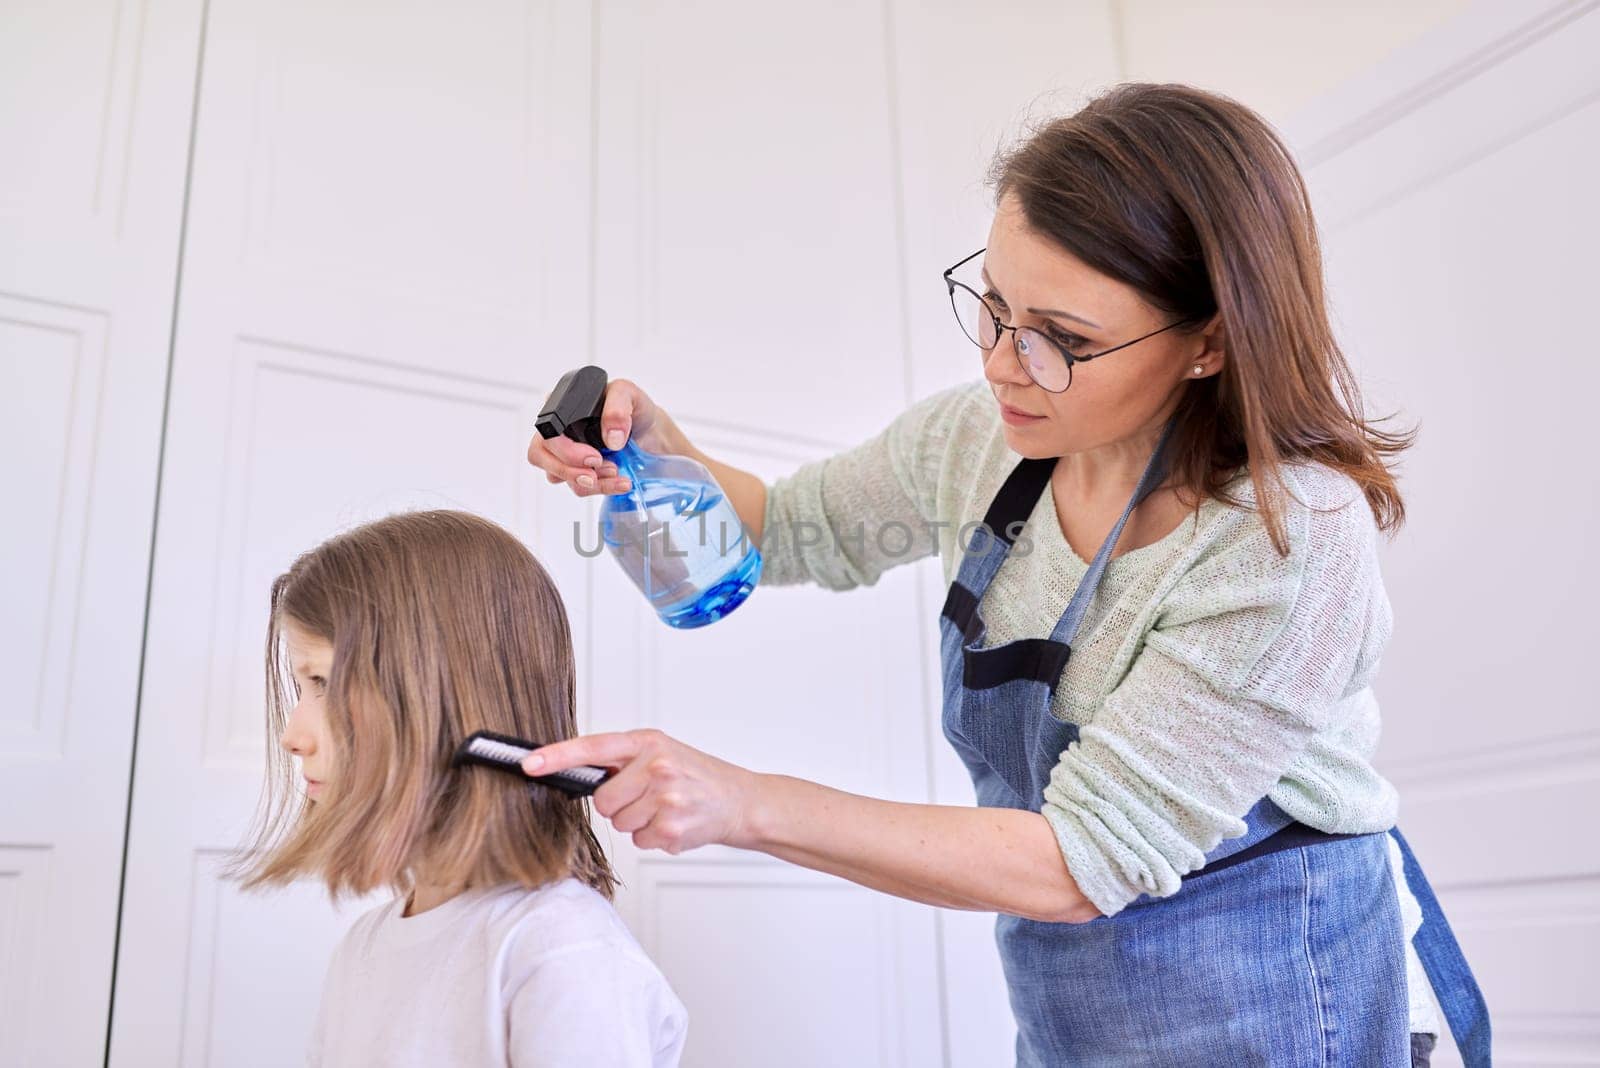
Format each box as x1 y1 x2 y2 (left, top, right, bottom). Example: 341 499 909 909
1048 414 1191 562
1053 423 1167 504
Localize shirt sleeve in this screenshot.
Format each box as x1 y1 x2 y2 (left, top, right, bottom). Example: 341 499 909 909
506 942 688 1068
1040 473 1390 917
757 381 984 590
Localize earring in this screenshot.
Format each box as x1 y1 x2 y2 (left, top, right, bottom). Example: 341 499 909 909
1192 364 1205 376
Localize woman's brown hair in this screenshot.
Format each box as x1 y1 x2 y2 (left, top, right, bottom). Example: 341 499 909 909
229 509 617 901
990 82 1413 553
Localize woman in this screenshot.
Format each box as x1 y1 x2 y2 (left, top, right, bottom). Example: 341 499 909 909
524 83 1488 1066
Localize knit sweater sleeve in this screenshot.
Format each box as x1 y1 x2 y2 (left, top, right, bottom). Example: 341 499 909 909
1040 467 1391 917
756 381 985 590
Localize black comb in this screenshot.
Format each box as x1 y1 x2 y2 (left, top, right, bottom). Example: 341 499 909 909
452 730 612 798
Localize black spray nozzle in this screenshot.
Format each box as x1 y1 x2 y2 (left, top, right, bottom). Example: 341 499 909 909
535 365 609 451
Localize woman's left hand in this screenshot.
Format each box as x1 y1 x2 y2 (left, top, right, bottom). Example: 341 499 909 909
522 729 763 854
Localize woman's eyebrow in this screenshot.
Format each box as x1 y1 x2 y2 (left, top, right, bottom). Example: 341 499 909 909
980 267 1103 330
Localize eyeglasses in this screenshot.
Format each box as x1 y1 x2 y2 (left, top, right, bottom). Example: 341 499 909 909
943 248 1195 393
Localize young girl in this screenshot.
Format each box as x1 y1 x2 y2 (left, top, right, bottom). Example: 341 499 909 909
231 509 688 1067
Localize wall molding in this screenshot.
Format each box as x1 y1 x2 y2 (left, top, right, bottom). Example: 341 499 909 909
0 293 110 757
1296 0 1598 167
1287 0 1600 231
199 335 536 766
1381 727 1600 791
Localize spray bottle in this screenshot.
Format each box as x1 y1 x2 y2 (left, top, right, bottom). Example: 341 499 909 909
536 366 762 628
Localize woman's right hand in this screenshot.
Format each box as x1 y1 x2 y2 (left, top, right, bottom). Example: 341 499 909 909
526 377 683 497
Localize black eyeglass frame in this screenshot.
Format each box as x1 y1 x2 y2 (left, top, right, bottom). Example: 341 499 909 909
943 247 1199 393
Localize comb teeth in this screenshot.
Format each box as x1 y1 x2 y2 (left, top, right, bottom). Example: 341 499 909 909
453 730 611 798
551 764 607 787
462 737 606 785
464 735 534 766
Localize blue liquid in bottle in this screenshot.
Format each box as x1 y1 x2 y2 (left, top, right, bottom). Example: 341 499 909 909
599 440 762 629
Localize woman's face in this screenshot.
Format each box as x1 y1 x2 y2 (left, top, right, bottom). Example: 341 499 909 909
279 620 335 799
978 190 1219 457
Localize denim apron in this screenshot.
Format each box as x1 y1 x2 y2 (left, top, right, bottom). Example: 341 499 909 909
939 422 1492 1066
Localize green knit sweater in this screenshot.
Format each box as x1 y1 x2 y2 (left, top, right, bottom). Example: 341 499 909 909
757 379 1438 1033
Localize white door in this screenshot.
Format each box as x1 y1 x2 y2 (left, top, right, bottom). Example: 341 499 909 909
585 5 939 1064
103 0 1124 1064
0 1 199 1064
583 4 1121 1065
107 0 597 1062
1286 2 1600 1062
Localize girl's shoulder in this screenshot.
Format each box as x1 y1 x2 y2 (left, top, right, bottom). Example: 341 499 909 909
485 877 651 966
331 894 406 959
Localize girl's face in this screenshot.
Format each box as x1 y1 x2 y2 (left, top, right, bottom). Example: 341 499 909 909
280 620 335 799
978 190 1219 456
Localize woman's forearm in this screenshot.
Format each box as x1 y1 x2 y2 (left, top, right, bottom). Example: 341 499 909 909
734 773 1101 924
696 450 768 545
519 730 1099 921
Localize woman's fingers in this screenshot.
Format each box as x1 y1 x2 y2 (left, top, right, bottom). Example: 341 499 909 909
592 758 654 826
526 728 756 855
612 788 695 855
522 728 658 776
569 474 633 497
528 433 600 479
527 376 670 496
631 819 688 855
599 379 640 451
528 432 594 471
526 436 630 496
608 791 657 836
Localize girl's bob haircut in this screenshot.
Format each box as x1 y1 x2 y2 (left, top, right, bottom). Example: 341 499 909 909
230 509 616 901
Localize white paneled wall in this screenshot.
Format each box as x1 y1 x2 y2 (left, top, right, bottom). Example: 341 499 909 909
4 0 1594 1065
1112 0 1473 120
107 0 595 1062
0 0 201 1064
1285 2 1600 1063
97 0 1112 1063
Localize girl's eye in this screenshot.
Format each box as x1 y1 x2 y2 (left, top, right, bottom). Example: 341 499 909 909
309 676 327 692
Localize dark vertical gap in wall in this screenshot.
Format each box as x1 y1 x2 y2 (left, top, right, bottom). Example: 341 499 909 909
103 0 211 1062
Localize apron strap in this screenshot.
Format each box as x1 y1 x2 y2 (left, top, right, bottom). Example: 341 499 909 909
978 456 1057 545
941 457 1055 635
1048 417 1178 648
1390 828 1492 1065
942 416 1177 657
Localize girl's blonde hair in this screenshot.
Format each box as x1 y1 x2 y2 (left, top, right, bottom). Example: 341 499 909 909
230 509 617 901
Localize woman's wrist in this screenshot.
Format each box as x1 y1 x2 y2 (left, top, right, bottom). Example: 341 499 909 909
725 769 781 852
651 407 697 459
